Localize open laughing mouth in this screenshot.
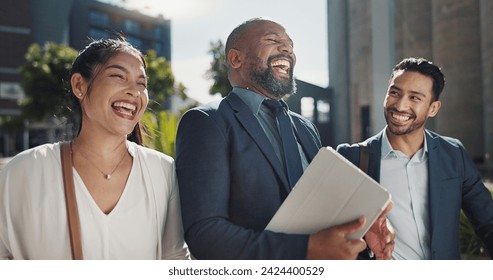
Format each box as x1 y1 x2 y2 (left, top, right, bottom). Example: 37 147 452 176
271 58 291 75
389 110 413 124
112 101 137 117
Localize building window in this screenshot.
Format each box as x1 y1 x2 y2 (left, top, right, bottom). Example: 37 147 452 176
123 19 140 33
0 82 24 100
301 97 315 122
127 36 143 51
89 28 109 40
317 100 330 123
153 27 163 39
154 42 162 54
89 10 109 26
301 97 330 124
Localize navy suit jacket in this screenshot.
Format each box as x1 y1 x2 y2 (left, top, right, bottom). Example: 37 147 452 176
336 129 493 259
175 93 322 259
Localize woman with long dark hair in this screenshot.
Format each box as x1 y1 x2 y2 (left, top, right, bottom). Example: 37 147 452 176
0 38 189 260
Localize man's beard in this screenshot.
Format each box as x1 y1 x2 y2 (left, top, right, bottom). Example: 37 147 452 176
249 56 296 98
384 109 427 136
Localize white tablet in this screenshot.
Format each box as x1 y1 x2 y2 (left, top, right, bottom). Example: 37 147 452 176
266 146 391 240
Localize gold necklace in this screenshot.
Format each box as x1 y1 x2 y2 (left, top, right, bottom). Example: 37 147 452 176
72 142 128 180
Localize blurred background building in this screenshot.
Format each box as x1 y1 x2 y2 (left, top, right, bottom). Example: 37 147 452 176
0 0 31 157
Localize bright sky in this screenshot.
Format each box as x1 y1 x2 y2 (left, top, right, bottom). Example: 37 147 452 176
114 0 328 104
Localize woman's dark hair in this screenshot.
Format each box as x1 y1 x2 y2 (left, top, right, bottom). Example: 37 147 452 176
69 37 146 145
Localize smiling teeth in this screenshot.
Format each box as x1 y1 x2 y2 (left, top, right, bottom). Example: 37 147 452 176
272 60 290 67
272 60 290 74
393 113 410 122
113 102 136 112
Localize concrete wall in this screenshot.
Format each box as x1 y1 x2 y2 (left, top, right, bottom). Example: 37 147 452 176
347 0 373 142
327 0 350 145
480 0 493 173
432 0 483 161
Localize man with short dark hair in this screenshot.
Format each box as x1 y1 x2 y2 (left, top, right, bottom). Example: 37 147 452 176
337 57 493 259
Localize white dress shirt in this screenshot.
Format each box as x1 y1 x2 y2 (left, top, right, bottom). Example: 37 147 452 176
380 130 431 259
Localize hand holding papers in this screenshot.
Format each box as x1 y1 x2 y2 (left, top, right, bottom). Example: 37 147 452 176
266 147 391 240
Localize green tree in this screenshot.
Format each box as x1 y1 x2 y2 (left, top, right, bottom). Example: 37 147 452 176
17 42 78 123
142 49 189 155
145 49 186 112
141 111 179 157
205 40 231 97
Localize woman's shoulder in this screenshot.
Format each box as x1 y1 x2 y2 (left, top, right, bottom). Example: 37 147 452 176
2 142 61 170
128 142 176 187
0 143 62 191
128 142 174 165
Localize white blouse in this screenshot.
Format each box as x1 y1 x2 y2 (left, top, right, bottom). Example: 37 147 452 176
0 141 189 260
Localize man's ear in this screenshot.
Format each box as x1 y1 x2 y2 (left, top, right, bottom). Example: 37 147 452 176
70 73 87 99
428 100 441 117
227 49 242 69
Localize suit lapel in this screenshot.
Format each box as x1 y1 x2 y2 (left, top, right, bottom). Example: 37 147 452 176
426 130 441 239
226 94 291 193
291 117 320 161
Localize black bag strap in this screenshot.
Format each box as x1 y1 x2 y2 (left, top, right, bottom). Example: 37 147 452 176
358 142 369 174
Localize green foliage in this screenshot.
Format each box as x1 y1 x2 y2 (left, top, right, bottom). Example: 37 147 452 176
0 115 24 131
139 50 185 156
205 40 231 97
144 49 179 112
459 188 493 259
17 42 78 122
141 111 179 158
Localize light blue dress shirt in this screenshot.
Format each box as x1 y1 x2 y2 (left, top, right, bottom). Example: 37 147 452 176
231 87 309 171
379 129 431 260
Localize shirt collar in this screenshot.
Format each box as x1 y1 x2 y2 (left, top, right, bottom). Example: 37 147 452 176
381 130 394 159
381 127 428 161
232 87 266 115
232 87 289 114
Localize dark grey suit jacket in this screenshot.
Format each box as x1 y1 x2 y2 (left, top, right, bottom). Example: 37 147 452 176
176 92 322 259
337 129 493 259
